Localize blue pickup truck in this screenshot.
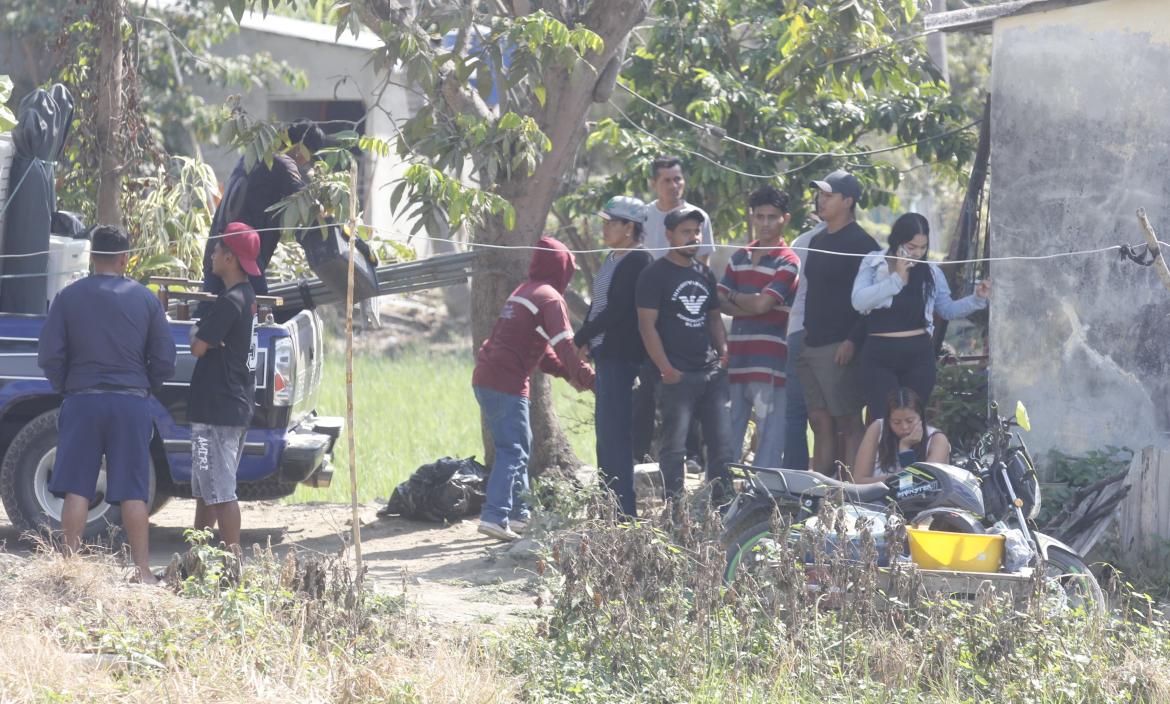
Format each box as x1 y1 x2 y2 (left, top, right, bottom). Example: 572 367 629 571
0 305 341 539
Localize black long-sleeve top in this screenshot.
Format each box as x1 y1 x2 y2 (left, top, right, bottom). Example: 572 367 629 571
573 249 653 362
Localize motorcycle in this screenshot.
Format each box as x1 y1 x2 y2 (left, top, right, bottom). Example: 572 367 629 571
720 402 1104 611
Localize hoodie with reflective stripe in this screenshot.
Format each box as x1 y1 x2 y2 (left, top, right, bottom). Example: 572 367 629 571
472 237 595 397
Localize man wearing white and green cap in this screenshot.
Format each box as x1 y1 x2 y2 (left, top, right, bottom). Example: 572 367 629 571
573 196 653 516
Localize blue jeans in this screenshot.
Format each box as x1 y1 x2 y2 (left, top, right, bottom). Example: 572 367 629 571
729 381 787 469
474 386 532 526
658 368 733 500
783 330 810 470
595 357 640 516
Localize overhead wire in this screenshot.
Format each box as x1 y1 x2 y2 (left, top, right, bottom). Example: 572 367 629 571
617 82 979 160
0 218 1143 281
0 13 1132 280
609 101 808 179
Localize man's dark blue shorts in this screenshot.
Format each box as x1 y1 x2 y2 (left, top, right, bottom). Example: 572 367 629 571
49 393 153 504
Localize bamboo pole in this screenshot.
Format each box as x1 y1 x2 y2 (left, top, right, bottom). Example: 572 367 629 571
345 164 363 578
1136 208 1170 293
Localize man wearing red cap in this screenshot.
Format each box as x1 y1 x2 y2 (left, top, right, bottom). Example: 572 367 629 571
187 221 261 551
472 237 595 542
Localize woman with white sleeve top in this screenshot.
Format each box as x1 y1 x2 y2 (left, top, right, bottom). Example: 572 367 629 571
851 213 990 420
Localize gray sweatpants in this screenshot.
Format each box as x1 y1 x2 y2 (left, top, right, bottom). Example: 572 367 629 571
190 423 247 505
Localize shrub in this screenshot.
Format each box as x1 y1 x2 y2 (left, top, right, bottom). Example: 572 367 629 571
929 363 989 453
1037 447 1132 525
512 495 1170 703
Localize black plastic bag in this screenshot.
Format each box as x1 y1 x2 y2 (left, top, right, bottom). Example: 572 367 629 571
51 210 87 238
378 456 488 522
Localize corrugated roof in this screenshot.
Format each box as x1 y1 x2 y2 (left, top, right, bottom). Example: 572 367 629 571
237 11 383 50
925 0 1105 34
145 0 384 50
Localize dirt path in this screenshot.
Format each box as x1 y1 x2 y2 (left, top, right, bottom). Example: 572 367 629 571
0 501 540 628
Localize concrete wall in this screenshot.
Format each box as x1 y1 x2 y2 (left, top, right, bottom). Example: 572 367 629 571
193 13 426 252
988 0 1170 458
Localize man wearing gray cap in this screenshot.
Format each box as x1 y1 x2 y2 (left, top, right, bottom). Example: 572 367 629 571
574 196 654 516
796 170 880 475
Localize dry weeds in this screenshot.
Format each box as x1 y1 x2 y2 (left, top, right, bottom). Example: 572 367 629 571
0 547 518 704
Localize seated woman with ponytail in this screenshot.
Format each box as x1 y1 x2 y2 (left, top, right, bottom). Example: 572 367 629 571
848 387 951 484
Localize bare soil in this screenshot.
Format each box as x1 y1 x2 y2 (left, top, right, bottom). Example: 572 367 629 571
0 500 539 628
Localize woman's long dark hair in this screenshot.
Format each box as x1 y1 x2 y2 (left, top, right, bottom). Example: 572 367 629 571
878 387 929 471
887 213 934 300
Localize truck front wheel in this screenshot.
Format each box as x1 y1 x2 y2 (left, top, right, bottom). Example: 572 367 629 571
0 409 156 543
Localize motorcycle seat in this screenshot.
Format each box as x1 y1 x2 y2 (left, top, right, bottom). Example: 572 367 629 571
757 468 892 505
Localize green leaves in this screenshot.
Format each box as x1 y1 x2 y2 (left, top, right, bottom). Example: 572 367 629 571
0 75 15 132
229 0 247 23
206 2 602 249
332 3 362 41
269 167 357 239
218 98 285 172
391 164 517 237
331 130 393 159
124 156 220 282
584 0 980 238
132 254 188 283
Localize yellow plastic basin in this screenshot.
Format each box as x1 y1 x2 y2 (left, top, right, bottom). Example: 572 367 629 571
906 527 1004 573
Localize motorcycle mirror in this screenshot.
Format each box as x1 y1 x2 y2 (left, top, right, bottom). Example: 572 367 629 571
1015 401 1032 432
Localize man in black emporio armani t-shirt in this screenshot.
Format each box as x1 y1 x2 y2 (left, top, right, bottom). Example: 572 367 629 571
636 206 734 508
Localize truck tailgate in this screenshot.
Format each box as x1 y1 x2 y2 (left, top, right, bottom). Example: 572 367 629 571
284 309 324 426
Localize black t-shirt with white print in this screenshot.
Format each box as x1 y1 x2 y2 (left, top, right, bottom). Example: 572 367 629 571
189 282 258 427
635 258 720 372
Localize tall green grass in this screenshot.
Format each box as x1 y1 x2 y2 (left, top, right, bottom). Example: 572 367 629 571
290 347 597 504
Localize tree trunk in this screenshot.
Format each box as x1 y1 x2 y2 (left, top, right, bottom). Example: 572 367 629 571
353 0 651 477
95 0 124 226
468 1 650 478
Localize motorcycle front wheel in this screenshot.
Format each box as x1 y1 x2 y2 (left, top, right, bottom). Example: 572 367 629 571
1044 546 1105 616
724 518 786 584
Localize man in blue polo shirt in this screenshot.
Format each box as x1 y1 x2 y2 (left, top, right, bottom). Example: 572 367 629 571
38 225 176 584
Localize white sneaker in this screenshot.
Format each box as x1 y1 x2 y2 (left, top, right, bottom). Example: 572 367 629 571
478 520 521 542
510 519 528 533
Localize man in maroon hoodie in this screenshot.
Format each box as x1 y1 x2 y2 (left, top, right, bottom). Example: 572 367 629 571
473 237 596 542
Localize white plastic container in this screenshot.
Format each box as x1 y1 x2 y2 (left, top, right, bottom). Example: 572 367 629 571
47 235 90 305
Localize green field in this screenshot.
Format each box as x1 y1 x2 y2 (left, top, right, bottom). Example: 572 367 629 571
290 347 598 503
